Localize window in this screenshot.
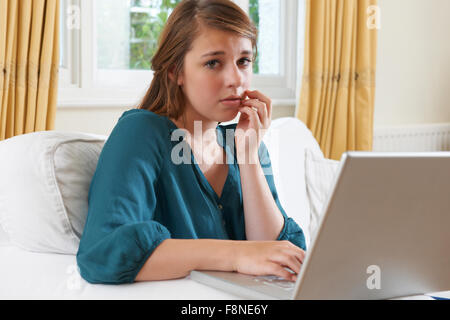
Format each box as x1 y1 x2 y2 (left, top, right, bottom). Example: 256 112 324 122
59 0 80 88
59 0 69 85
58 0 302 107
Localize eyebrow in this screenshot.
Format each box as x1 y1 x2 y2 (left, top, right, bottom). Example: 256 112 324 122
201 50 253 58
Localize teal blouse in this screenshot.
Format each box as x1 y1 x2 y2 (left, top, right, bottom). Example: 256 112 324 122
76 109 306 284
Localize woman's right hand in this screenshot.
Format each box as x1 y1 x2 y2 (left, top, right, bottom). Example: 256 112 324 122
232 240 306 282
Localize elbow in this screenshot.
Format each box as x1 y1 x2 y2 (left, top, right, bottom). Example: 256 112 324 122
76 250 136 285
76 252 104 284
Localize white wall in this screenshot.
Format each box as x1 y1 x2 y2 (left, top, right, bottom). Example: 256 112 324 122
54 103 295 136
55 107 129 136
374 0 450 126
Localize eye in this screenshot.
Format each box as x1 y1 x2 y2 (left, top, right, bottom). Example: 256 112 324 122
205 59 220 69
239 58 252 67
204 58 253 70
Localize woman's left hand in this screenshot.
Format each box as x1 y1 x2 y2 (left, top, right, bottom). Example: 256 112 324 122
235 90 272 164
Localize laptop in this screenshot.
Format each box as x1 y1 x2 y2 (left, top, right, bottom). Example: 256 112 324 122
190 152 450 299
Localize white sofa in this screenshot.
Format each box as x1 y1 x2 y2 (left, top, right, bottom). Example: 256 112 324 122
0 116 334 299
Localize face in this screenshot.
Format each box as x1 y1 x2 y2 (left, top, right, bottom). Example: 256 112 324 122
176 26 253 123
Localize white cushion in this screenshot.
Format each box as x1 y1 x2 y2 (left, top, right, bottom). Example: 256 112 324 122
0 131 107 254
304 148 340 244
263 117 324 247
0 223 10 246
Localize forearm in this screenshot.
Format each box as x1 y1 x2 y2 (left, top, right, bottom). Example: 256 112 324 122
238 160 284 241
135 239 237 281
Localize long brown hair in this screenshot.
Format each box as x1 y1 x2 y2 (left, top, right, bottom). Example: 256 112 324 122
136 0 258 121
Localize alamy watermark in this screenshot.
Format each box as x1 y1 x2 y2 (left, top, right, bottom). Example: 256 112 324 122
66 5 80 30
169 121 281 176
66 264 82 291
366 265 381 290
367 5 381 30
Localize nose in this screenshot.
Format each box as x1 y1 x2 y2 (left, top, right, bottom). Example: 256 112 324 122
224 63 245 89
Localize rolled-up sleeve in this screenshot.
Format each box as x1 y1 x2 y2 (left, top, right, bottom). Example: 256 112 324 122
258 141 307 251
76 113 171 284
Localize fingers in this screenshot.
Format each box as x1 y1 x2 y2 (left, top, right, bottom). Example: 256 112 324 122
235 240 306 282
238 105 262 129
291 247 306 265
267 263 297 282
283 240 306 264
271 242 306 281
270 251 302 278
241 99 268 127
244 90 272 120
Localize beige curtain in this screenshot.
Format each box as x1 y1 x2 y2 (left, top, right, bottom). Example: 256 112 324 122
0 0 60 141
296 0 378 160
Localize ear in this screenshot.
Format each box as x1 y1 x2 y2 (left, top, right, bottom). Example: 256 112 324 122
168 65 184 86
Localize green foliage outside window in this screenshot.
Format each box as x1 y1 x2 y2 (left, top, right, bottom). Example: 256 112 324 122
249 0 259 74
130 0 182 70
130 0 260 74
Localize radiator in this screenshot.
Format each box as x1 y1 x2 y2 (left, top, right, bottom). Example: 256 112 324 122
373 123 450 152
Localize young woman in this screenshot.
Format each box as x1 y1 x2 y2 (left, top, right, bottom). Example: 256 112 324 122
76 0 306 285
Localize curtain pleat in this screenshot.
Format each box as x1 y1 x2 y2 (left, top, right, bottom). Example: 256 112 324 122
15 0 33 135
0 0 59 141
297 0 378 160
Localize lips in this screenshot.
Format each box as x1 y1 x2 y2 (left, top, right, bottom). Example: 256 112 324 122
220 99 241 107
221 94 242 101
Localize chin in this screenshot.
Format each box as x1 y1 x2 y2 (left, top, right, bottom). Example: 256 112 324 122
217 110 240 123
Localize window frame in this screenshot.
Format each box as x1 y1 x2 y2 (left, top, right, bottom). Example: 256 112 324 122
57 0 300 108
59 0 80 88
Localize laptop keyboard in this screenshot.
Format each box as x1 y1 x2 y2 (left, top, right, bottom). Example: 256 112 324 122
252 275 295 291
